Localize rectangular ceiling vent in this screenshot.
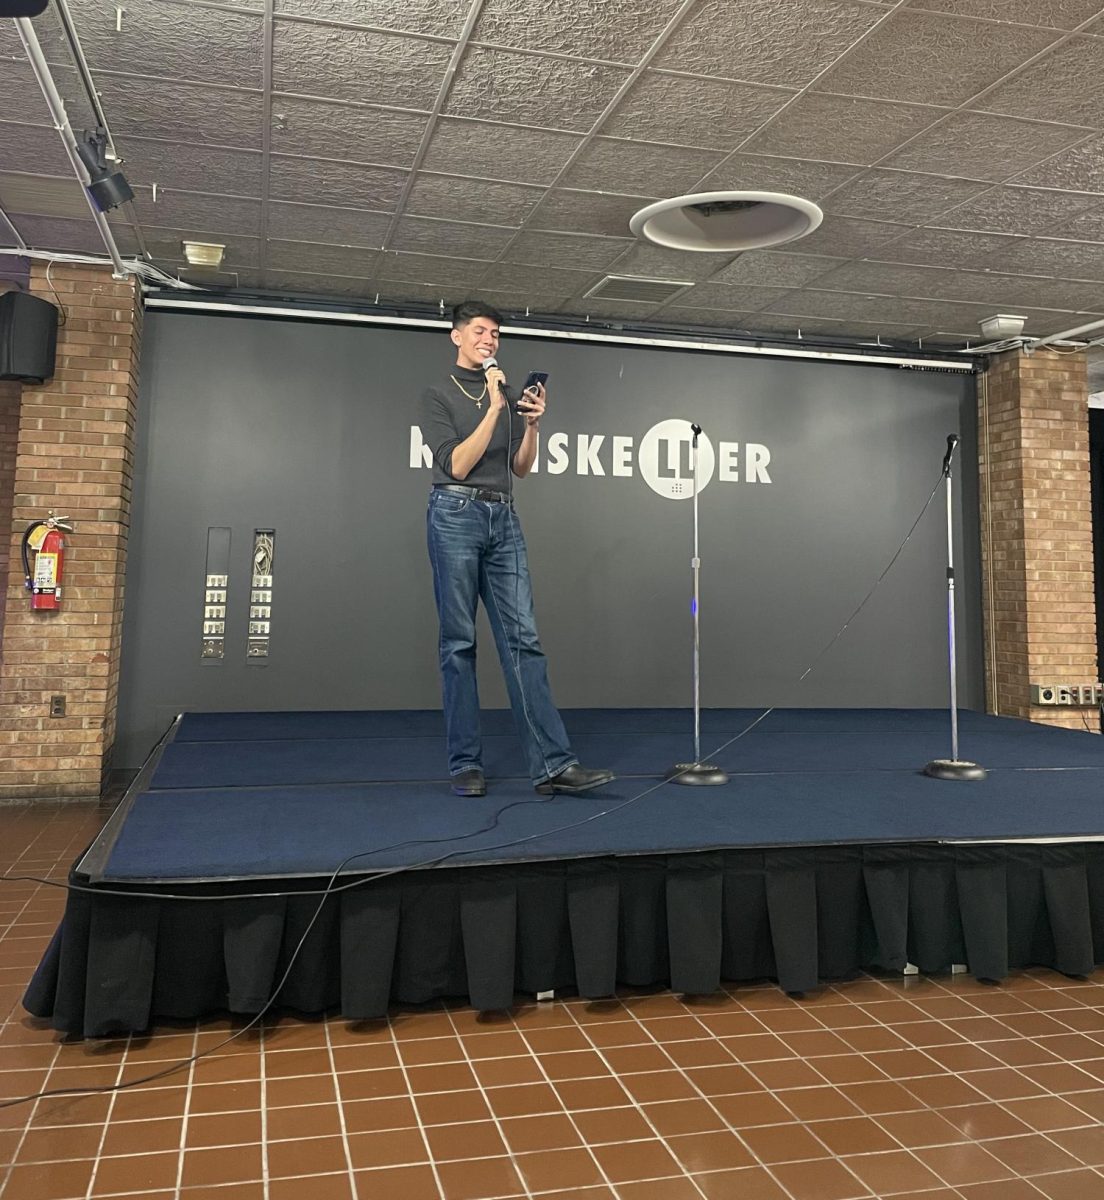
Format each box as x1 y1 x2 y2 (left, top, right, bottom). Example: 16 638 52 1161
585 275 693 303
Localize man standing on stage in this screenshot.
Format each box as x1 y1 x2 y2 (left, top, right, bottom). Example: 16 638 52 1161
420 300 615 799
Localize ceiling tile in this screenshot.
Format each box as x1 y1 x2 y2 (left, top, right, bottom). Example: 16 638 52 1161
943 271 1104 312
742 94 944 165
699 155 863 200
478 261 599 297
485 290 571 315
265 270 378 297
979 36 1104 128
883 112 1093 181
713 251 846 288
803 260 1084 314
499 230 634 271
1 62 84 128
654 0 889 88
1013 134 1104 191
1000 237 1104 281
473 0 686 63
69 0 265 88
659 306 767 329
813 10 1059 107
0 122 75 178
444 47 632 130
603 72 793 149
380 250 491 287
558 138 725 196
131 189 262 237
766 290 995 328
527 189 652 237
421 119 581 185
267 201 392 247
405 174 544 224
561 297 661 321
821 170 992 224
672 282 790 311
0 172 93 220
902 0 1104 30
274 0 471 37
269 98 428 168
601 241 734 282
94 77 264 150
388 216 513 259
775 215 912 259
874 226 1024 271
268 157 408 208
7 213 138 257
1050 203 1104 242
930 186 1101 237
267 239 379 275
373 279 470 304
123 140 264 197
272 22 450 110
744 312 926 339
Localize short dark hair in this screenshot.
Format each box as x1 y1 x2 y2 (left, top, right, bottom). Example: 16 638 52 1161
452 300 503 330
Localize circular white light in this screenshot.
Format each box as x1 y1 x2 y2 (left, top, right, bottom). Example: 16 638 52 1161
629 191 824 253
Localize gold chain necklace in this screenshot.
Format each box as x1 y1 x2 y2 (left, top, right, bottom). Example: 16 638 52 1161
450 374 488 409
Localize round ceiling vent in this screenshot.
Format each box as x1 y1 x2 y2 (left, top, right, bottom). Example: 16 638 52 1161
629 191 823 252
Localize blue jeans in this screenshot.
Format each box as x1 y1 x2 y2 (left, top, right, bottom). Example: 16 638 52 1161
426 488 577 785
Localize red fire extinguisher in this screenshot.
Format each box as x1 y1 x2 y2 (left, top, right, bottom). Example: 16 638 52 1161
22 514 72 611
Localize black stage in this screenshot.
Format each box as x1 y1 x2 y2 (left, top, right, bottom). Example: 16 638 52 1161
24 708 1104 1037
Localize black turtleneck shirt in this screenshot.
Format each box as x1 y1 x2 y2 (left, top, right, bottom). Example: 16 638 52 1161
420 364 525 493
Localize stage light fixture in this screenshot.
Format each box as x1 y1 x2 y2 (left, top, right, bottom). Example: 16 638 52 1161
75 127 134 212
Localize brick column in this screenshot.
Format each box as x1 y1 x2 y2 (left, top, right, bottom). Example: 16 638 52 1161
0 378 20 639
979 348 1097 730
0 264 142 798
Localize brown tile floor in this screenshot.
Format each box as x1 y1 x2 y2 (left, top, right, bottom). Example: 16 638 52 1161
3 801 1104 1199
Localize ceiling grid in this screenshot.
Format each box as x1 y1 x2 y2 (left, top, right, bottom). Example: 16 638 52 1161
2 0 1104 349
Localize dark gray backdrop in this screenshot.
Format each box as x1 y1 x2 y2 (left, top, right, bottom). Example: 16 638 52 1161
115 311 981 768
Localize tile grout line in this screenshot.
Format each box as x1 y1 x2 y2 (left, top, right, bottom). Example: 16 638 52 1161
443 1007 535 1200
567 997 810 1200
534 1000 713 1200
172 1022 200 1197
321 1015 358 1200
388 1008 448 1200
259 1019 270 1200
82 1031 130 1199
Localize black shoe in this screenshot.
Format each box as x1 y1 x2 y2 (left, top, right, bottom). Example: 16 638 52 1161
451 768 486 797
534 764 615 796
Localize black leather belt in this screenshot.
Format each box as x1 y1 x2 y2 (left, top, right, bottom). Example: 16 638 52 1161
436 484 512 504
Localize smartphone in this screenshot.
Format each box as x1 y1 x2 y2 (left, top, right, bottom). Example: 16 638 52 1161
518 371 548 414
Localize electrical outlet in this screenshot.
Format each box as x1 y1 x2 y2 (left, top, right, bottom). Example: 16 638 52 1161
49 695 65 717
1030 683 1103 706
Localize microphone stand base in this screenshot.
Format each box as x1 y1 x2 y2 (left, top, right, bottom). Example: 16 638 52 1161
667 762 729 786
923 758 987 781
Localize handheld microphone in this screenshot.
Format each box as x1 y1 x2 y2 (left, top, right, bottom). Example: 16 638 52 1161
942 433 959 475
482 356 510 407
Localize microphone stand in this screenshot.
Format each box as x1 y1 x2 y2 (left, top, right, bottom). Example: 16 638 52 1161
667 423 728 786
924 434 986 781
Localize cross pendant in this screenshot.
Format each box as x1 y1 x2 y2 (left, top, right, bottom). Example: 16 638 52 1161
476 399 482 409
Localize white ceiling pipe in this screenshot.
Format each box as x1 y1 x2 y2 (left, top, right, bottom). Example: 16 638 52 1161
1023 315 1104 354
15 16 129 279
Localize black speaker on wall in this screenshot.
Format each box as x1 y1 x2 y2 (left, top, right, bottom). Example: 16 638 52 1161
0 292 59 384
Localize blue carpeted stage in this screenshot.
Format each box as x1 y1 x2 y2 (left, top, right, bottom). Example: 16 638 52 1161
24 708 1104 1036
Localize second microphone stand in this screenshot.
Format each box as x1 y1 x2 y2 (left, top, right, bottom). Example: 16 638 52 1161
667 423 729 786
924 434 986 781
